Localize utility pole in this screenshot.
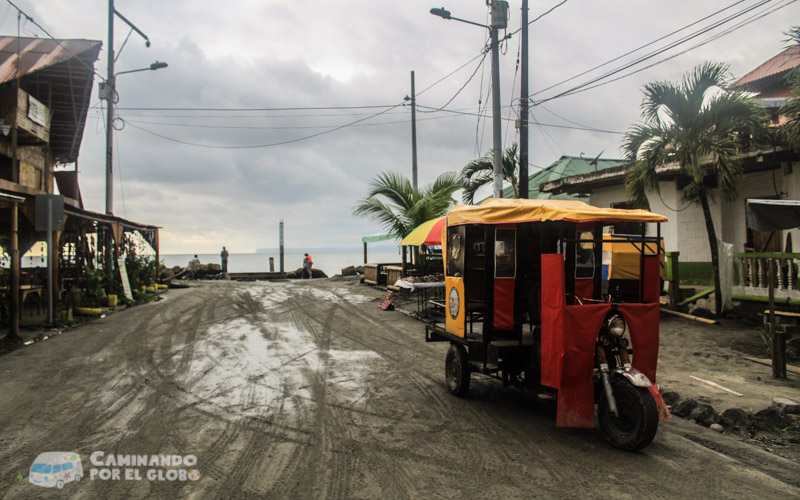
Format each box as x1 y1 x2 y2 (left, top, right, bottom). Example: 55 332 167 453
410 71 418 190
519 0 529 199
103 0 163 215
490 8 503 198
105 0 115 215
490 1 508 199
279 220 285 274
430 2 507 198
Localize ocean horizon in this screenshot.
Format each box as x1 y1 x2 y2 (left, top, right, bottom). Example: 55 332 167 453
160 250 404 275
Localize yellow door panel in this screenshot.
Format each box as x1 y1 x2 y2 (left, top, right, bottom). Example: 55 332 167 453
445 277 465 338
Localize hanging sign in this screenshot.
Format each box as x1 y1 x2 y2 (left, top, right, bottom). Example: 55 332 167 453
118 258 133 300
28 94 48 126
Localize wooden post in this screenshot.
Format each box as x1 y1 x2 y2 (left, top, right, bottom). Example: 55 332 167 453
363 241 367 265
401 246 407 275
768 259 786 378
154 229 160 284
668 251 680 306
9 202 20 339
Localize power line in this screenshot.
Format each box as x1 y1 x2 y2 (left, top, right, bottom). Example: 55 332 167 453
416 49 488 96
418 50 489 113
508 0 568 37
527 0 782 105
530 0 749 98
5 0 106 82
123 103 404 149
115 104 399 112
533 0 795 105
417 105 623 133
119 111 463 131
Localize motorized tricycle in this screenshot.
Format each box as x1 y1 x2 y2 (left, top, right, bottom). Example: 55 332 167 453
425 199 671 450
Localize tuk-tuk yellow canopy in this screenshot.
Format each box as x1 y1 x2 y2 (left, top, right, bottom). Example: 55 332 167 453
446 198 668 226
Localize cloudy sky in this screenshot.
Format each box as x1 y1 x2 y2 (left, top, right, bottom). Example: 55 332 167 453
3 0 797 253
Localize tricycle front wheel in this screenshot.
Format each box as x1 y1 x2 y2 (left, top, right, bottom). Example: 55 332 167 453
445 343 470 396
599 378 658 451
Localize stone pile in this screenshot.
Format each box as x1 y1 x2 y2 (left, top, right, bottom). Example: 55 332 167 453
663 390 800 442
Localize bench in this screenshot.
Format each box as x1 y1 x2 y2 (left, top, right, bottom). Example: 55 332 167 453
19 285 44 319
762 309 800 335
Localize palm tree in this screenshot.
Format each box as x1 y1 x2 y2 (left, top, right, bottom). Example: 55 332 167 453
781 27 800 149
353 171 461 238
624 62 768 315
460 144 519 204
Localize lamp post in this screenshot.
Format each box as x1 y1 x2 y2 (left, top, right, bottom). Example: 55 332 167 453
431 2 508 199
103 0 165 215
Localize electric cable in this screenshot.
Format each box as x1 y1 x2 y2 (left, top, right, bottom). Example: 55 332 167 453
5 0 107 81
527 0 785 104
122 103 404 149
507 0 568 37
119 111 464 130
417 50 489 113
534 0 796 104
503 34 522 149
417 50 488 96
530 0 748 99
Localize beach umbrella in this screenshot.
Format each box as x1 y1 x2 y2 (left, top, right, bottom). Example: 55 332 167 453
399 216 446 247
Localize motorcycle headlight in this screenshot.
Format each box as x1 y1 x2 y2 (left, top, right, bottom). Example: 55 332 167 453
607 315 626 338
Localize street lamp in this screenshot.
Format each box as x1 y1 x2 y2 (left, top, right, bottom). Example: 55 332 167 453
102 0 165 215
431 2 508 199
115 61 169 76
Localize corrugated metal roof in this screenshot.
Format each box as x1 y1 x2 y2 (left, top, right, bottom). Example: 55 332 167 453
0 37 102 164
734 45 800 88
496 155 627 201
0 37 101 84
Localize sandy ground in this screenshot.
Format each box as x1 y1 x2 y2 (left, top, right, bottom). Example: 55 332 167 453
0 277 799 499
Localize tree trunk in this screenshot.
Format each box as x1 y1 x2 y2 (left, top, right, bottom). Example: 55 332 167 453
698 189 724 315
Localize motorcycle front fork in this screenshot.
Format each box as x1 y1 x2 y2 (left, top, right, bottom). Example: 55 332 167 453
596 345 618 416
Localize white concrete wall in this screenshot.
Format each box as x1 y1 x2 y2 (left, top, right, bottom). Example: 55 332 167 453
588 181 679 253
673 189 721 262
587 161 800 262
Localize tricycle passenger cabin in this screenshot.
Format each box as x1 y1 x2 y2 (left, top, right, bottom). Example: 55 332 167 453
426 198 670 451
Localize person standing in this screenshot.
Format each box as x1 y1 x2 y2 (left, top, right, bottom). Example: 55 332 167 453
188 254 200 280
220 246 229 273
303 253 313 279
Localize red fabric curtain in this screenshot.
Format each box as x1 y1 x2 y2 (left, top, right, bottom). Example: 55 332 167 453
574 278 594 301
541 254 565 389
541 253 611 428
494 278 515 330
558 303 611 427
642 255 660 303
617 303 660 384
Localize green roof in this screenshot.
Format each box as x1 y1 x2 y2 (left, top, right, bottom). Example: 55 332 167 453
362 232 399 243
501 155 627 200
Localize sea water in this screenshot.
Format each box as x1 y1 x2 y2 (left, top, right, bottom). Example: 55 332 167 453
160 250 404 275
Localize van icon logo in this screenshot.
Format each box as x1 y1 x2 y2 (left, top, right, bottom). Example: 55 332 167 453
29 452 83 489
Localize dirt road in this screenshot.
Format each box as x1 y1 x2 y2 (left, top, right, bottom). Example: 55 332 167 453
1 277 799 499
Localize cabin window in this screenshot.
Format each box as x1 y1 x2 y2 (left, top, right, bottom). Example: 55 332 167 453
495 228 516 278
576 231 595 278
449 233 462 261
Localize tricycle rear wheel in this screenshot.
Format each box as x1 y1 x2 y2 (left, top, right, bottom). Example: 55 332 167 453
599 378 658 451
445 343 470 396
